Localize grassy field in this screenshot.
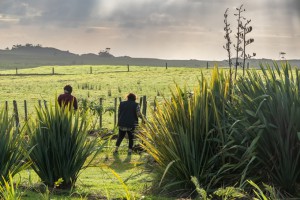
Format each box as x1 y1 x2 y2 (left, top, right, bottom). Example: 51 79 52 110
0 65 211 199
2 64 300 199
0 65 213 129
15 148 159 199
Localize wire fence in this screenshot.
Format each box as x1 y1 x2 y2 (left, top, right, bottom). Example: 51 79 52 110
4 96 151 130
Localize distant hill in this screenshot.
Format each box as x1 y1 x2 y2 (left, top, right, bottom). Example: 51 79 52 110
0 44 299 69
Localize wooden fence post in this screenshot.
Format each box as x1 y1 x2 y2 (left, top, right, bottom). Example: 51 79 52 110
206 62 209 69
139 97 143 106
99 98 103 128
52 67 54 75
16 68 18 75
166 62 168 69
44 100 47 109
142 96 147 117
13 100 19 128
114 97 117 127
127 64 130 72
90 66 92 74
154 96 157 111
24 100 28 121
5 101 8 111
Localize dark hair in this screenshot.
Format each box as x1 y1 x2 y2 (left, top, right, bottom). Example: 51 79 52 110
127 93 136 101
64 85 73 93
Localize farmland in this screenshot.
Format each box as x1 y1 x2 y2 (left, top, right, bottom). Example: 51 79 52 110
1 63 300 199
0 65 212 128
0 65 213 199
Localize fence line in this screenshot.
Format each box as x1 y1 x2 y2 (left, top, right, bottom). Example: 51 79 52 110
6 96 151 129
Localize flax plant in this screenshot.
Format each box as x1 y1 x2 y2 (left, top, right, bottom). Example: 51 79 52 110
0 108 29 183
27 101 104 189
139 68 253 196
235 63 300 195
0 172 22 200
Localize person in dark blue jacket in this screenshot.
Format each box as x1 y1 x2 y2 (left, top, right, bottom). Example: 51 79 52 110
114 93 143 155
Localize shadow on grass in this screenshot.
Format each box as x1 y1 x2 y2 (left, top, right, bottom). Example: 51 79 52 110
109 154 135 173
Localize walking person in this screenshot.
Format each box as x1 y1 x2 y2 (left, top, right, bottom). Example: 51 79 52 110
114 93 143 156
58 85 78 110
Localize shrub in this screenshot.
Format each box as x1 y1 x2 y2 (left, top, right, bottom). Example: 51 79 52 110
27 101 104 189
0 108 29 183
0 172 22 200
139 68 254 196
235 63 300 195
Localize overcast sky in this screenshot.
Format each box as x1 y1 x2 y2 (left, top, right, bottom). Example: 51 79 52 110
0 0 299 60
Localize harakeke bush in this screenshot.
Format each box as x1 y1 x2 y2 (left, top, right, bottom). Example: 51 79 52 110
139 68 255 196
0 108 30 183
235 63 300 196
27 101 104 189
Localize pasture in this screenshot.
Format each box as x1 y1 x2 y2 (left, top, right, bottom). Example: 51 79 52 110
0 65 211 128
0 65 212 199
1 63 299 199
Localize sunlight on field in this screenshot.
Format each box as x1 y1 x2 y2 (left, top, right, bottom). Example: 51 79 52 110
0 65 214 128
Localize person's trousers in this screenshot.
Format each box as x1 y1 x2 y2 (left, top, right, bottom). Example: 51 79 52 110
116 129 134 149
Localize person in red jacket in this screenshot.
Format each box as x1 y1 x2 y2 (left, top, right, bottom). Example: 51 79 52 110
58 85 78 110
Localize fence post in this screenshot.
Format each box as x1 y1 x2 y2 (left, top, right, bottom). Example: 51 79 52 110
166 62 168 69
38 100 42 108
16 68 18 75
13 100 19 128
154 96 157 111
5 101 8 111
90 66 92 74
24 100 28 121
44 100 47 109
52 67 54 75
206 62 209 69
142 96 147 117
99 98 103 128
127 64 130 72
114 97 117 127
139 97 143 106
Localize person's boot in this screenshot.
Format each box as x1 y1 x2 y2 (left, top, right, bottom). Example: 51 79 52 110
127 149 132 156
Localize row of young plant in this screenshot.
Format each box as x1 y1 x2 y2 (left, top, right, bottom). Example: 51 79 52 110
139 63 300 199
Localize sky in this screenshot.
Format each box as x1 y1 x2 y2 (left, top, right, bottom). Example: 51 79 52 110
0 0 299 60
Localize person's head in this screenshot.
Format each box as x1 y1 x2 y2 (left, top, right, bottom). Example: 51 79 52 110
64 85 73 94
127 93 136 101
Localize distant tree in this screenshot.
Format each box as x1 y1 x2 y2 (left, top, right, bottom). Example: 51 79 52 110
98 47 114 57
25 43 33 47
105 48 110 53
279 52 286 60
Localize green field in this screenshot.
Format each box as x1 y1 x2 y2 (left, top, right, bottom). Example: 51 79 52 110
15 151 157 199
3 64 298 199
0 65 212 199
0 65 212 128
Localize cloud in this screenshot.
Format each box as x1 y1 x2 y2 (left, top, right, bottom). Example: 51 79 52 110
0 0 298 60
0 0 260 31
0 0 99 27
94 0 226 32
